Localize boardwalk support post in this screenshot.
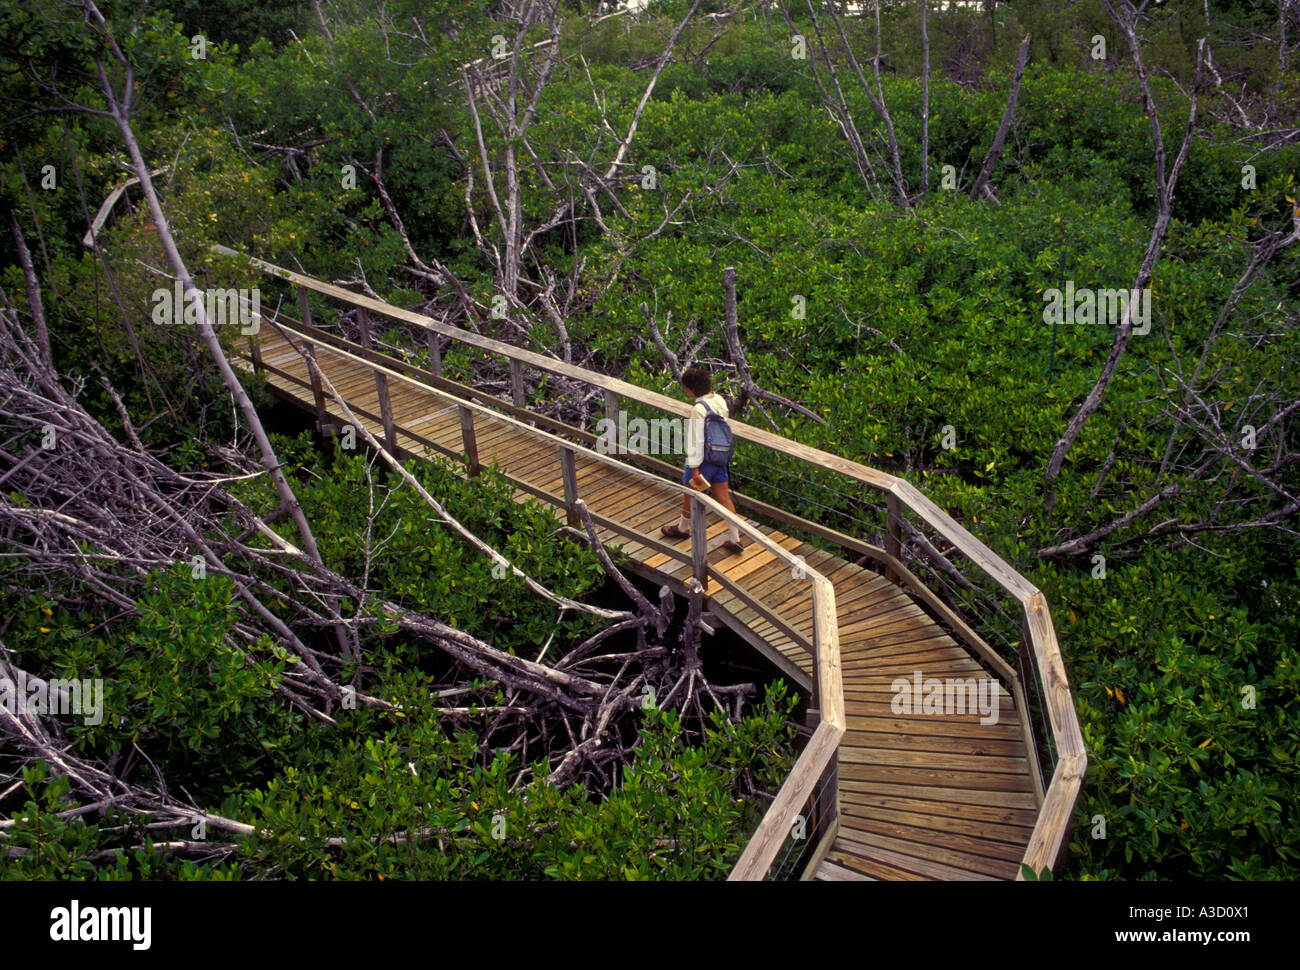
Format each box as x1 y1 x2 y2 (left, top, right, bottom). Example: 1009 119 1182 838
690 494 708 595
458 405 480 476
246 291 266 375
295 287 314 331
291 289 329 429
560 447 579 526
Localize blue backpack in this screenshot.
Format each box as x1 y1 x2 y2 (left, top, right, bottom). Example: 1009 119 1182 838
699 399 734 466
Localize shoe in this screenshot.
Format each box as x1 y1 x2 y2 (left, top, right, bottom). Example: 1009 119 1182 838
661 524 690 540
721 538 745 556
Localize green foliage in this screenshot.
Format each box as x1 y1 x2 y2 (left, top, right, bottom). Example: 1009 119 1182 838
160 0 305 51
231 680 797 880
1054 552 1300 879
230 434 609 653
2 0 1297 883
3 568 298 802
1 680 799 881
0 766 110 880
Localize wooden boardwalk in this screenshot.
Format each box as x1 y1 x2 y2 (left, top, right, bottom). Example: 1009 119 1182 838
238 327 1043 881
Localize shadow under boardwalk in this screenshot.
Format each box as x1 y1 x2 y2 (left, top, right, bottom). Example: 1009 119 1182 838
239 331 1042 880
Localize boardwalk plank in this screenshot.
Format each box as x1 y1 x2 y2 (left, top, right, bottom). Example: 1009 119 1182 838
829 835 1004 881
813 859 875 882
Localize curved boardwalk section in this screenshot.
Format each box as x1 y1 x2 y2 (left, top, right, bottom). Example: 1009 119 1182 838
239 326 1045 881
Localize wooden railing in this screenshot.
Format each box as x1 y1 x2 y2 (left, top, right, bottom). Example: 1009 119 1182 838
219 247 1086 880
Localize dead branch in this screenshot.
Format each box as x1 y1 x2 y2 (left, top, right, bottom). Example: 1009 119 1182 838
1043 7 1207 496
969 34 1031 205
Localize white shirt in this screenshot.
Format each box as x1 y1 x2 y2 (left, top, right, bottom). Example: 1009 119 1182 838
686 392 729 467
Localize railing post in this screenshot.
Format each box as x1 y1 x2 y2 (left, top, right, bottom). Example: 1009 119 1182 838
1016 615 1035 721
427 331 443 379
458 405 480 476
690 493 709 594
296 287 314 331
292 290 327 430
814 748 840 860
809 624 823 718
358 308 398 456
604 390 620 456
802 704 824 851
560 447 580 526
510 358 525 409
1018 614 1048 805
248 331 262 374
886 492 902 584
306 342 328 431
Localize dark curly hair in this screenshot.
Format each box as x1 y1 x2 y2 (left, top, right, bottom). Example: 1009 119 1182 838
681 367 711 396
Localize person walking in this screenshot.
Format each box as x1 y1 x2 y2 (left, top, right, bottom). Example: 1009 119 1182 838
661 367 745 556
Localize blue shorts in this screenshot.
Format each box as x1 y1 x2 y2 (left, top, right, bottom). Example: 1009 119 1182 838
683 462 729 486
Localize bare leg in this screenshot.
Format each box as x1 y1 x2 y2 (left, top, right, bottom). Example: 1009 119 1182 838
712 482 743 544
665 482 692 535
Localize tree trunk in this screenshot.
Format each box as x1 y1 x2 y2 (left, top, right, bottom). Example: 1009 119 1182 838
91 53 325 567
969 34 1031 203
1043 11 1205 495
921 0 931 195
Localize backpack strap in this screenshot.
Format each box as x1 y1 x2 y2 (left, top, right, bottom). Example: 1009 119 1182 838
699 397 727 419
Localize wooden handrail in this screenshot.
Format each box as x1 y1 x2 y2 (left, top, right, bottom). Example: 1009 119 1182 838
212 246 894 483
258 316 828 586
729 718 843 880
728 556 843 880
82 168 167 249
226 251 1085 879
